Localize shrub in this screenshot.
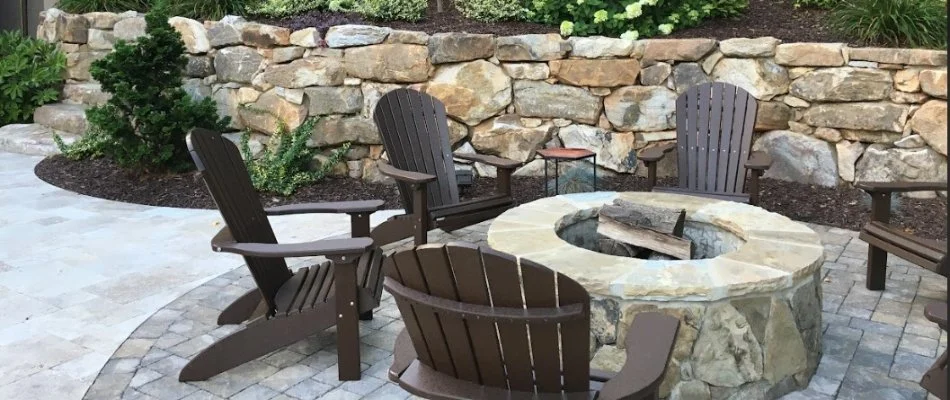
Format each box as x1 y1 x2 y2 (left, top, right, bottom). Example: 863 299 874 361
0 31 66 125
56 0 150 14
58 0 249 20
247 0 326 17
359 0 427 21
56 2 229 172
827 0 947 49
534 0 747 38
456 0 526 22
792 0 837 9
241 118 350 196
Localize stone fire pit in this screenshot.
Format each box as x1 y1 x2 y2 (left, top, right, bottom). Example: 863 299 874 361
487 192 824 399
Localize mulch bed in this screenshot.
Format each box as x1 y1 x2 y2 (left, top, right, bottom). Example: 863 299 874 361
263 0 856 45
35 155 947 240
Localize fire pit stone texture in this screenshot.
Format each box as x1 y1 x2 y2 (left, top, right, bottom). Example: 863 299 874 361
487 191 824 399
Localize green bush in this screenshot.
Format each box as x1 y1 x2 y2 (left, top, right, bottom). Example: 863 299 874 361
0 31 66 125
828 0 947 49
360 0 427 21
247 0 325 17
56 2 229 172
792 0 837 9
456 0 526 21
56 0 150 14
241 118 350 196
58 0 250 20
534 0 747 38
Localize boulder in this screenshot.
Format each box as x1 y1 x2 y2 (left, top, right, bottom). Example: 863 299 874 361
305 87 363 115
692 303 763 387
168 17 210 54
112 16 146 41
782 96 809 108
802 102 910 133
238 90 307 134
774 43 845 67
603 86 677 131
754 102 791 131
264 47 306 64
590 345 626 373
471 115 555 162
495 34 570 61
426 60 512 125
711 58 789 100
701 51 723 74
549 59 640 87
910 100 947 155
208 19 244 48
559 125 638 173
789 67 892 102
87 29 116 50
289 28 321 48
447 119 469 145
360 82 405 117
836 140 866 182
634 39 717 62
840 129 902 144
752 130 838 187
894 69 921 92
813 127 842 142
428 33 494 64
719 37 781 58
671 63 709 93
513 81 602 124
855 144 948 198
241 23 290 48
66 51 108 81
568 36 634 58
895 134 926 148
212 87 243 129
640 63 672 86
847 48 947 67
385 30 429 45
260 57 345 88
501 63 549 80
344 45 431 83
182 78 211 100
890 91 930 104
361 159 395 184
185 55 215 78
920 69 947 99
214 46 263 83
84 12 120 29
62 83 110 106
33 103 87 135
669 381 711 400
40 10 89 44
311 117 381 146
325 25 390 48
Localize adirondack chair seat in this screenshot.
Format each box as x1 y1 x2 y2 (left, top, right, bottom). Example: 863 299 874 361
383 243 679 400
642 83 774 205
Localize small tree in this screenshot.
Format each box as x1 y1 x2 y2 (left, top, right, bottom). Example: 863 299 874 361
57 1 229 172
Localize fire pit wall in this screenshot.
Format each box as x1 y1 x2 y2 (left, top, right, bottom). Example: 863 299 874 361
487 192 825 400
36 9 948 196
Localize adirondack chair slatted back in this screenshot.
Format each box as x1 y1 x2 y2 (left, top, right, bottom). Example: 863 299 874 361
187 129 291 313
373 88 460 212
383 243 592 393
675 82 758 195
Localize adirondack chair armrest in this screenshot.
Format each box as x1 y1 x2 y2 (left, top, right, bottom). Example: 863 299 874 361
453 153 521 169
211 227 373 258
744 151 772 171
639 143 676 162
264 200 385 216
598 312 679 400
378 161 438 184
925 302 948 331
855 181 948 193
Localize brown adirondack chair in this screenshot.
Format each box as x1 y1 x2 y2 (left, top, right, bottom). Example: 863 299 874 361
384 242 680 399
921 292 948 400
371 88 522 246
856 181 948 291
180 128 387 382
642 82 773 205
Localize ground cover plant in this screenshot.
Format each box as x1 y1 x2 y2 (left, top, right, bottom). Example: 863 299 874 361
56 2 229 172
827 0 947 49
0 31 65 126
57 0 250 20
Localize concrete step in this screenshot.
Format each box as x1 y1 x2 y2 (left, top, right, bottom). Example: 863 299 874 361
62 83 111 106
33 103 88 135
0 124 79 156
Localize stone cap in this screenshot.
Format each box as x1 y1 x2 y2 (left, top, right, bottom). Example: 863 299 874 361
486 192 823 301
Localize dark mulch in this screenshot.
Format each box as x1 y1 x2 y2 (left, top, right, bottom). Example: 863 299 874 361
35 155 946 240
264 0 855 45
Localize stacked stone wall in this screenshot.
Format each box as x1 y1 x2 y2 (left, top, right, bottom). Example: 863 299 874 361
38 9 948 195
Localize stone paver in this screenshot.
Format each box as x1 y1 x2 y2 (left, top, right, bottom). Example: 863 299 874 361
0 151 400 399
81 216 945 400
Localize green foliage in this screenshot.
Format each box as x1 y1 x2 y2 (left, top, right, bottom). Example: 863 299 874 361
792 0 837 9
534 0 747 38
57 0 249 20
0 31 66 125
57 2 229 172
360 0 427 21
828 0 947 49
456 0 526 22
241 118 349 196
247 0 326 17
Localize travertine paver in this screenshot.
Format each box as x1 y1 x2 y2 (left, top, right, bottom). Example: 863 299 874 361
0 151 401 399
84 218 946 400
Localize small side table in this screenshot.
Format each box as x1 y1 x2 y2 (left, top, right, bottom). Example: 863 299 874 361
536 148 597 196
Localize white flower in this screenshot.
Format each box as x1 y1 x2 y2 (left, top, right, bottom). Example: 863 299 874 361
625 3 643 18
658 23 674 35
560 21 575 36
620 30 639 41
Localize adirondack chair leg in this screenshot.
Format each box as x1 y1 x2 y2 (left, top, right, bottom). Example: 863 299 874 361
867 246 888 290
350 212 371 238
496 168 513 198
331 255 362 381
646 161 658 190
360 311 373 320
412 184 429 246
217 289 266 325
748 170 763 206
